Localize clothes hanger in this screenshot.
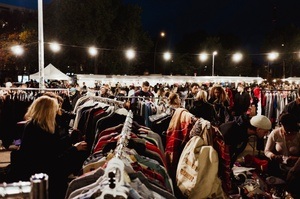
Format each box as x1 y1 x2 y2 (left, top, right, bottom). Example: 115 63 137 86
97 158 129 199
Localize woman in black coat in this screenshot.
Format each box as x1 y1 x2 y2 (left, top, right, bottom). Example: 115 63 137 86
189 90 217 124
8 96 87 199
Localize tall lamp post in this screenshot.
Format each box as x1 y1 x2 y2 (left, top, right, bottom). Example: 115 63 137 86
49 42 61 69
232 52 243 76
267 51 279 80
163 51 171 75
125 48 136 75
88 46 98 74
199 51 217 76
199 52 208 75
38 0 45 89
153 32 165 74
212 51 217 76
11 45 24 82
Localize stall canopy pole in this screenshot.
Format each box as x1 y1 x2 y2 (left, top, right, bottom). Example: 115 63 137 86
38 0 45 89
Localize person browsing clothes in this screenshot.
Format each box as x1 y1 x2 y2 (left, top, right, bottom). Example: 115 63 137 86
130 81 154 109
264 113 300 177
219 115 272 166
7 96 87 199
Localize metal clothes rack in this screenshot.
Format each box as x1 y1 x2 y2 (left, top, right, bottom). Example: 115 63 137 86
87 95 126 109
0 87 69 96
0 173 48 199
261 89 298 93
114 110 133 159
99 110 133 199
0 181 31 198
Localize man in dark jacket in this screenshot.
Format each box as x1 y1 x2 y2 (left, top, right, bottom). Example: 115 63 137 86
232 83 251 117
219 115 271 166
185 82 200 111
130 81 154 107
70 87 82 109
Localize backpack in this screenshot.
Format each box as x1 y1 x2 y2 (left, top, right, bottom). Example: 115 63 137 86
176 135 225 199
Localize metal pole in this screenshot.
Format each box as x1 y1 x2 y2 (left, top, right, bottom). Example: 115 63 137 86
212 54 215 76
38 0 45 89
153 40 158 74
282 59 285 78
153 32 165 74
30 173 48 199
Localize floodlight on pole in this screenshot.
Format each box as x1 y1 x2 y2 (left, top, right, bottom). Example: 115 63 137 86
267 51 279 80
153 31 166 74
126 49 136 60
232 52 243 62
163 51 171 61
49 42 61 52
268 52 279 61
11 45 24 56
212 51 217 76
199 53 208 62
88 47 98 56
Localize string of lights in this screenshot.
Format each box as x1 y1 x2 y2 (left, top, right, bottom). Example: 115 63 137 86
5 41 300 58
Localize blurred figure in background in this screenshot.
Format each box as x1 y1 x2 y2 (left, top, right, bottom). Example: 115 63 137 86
167 92 181 109
208 84 231 126
185 82 200 111
232 83 251 117
69 86 82 109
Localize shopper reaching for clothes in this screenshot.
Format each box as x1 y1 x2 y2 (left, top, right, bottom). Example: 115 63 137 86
7 96 87 199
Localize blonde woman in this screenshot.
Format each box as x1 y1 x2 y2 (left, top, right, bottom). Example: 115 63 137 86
189 90 217 123
8 96 87 199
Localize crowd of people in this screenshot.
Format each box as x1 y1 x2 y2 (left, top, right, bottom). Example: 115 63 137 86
1 78 300 198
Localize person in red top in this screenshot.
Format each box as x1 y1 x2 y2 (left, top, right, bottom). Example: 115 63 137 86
253 84 261 99
225 85 234 111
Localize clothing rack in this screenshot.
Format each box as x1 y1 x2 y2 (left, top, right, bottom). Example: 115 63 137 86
0 173 48 199
261 89 298 92
0 87 69 96
0 181 31 198
114 110 133 159
88 95 126 108
99 110 133 199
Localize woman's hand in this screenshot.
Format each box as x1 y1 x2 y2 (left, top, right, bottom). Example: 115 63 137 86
74 141 88 151
271 154 283 163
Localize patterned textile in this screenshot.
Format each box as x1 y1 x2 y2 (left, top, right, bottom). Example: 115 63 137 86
213 128 232 194
165 108 194 179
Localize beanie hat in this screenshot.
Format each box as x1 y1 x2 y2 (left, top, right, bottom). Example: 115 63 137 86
250 115 271 130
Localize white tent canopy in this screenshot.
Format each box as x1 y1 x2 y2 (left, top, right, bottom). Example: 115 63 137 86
30 63 71 81
76 74 264 88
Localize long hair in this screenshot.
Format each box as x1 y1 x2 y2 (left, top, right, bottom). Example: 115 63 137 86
195 90 208 102
24 96 59 134
168 92 181 108
209 84 228 104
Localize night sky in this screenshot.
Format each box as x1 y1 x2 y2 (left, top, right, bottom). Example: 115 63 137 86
127 0 300 53
2 0 300 53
